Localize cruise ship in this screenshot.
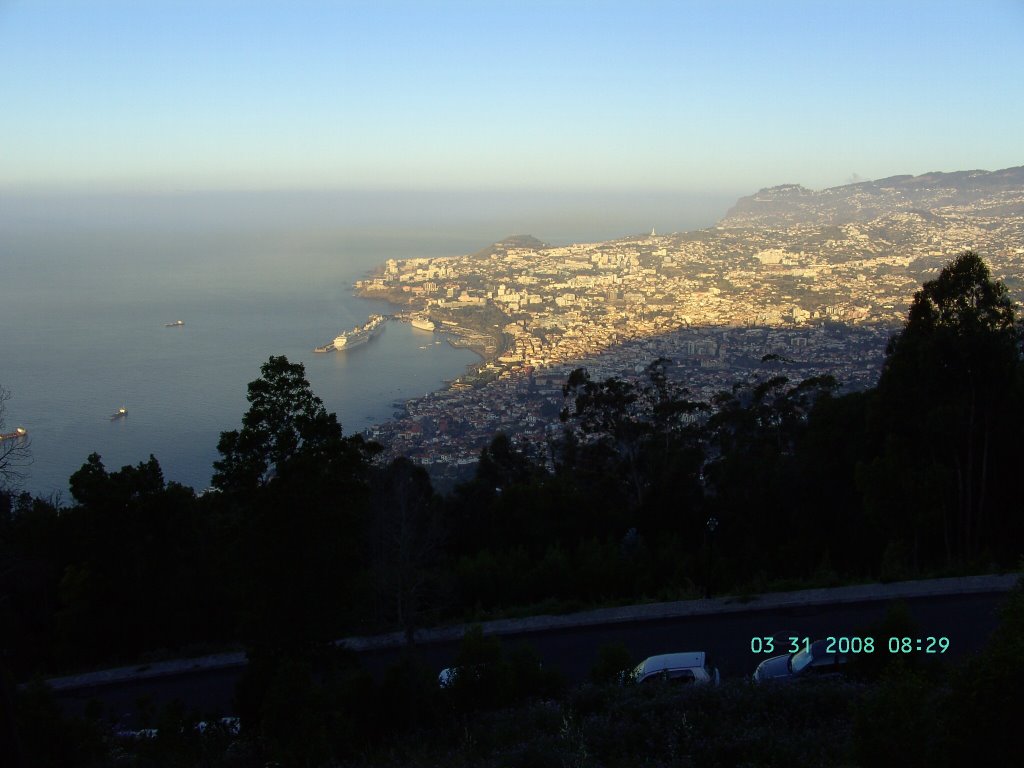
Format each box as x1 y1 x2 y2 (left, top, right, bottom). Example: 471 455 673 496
410 314 436 331
315 314 387 352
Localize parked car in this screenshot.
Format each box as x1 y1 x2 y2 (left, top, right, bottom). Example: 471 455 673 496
438 666 458 688
752 638 847 682
629 652 720 685
438 665 487 688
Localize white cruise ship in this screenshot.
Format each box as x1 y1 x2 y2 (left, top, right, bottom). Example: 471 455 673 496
410 315 435 331
333 313 387 350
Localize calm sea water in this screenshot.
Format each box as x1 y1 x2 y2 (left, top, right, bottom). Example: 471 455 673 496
0 229 487 498
0 189 729 498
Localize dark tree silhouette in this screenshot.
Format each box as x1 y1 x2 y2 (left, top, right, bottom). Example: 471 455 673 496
477 432 539 490
871 251 1022 567
211 355 377 657
560 366 661 517
703 373 840 582
56 453 222 664
213 355 354 493
369 458 445 644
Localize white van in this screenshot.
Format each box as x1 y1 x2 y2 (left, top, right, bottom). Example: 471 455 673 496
630 652 720 685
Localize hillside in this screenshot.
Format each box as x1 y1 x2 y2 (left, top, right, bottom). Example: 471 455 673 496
721 165 1024 228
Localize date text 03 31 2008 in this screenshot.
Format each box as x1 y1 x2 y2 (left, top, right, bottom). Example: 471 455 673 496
749 636 950 655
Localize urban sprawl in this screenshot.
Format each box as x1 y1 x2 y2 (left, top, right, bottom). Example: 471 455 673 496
355 170 1024 483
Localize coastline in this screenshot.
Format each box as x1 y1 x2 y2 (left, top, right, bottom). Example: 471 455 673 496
353 277 508 382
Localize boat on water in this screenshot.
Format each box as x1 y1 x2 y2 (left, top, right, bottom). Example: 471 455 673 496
110 407 127 420
315 314 387 352
410 315 436 331
335 313 387 350
164 320 185 327
0 427 27 441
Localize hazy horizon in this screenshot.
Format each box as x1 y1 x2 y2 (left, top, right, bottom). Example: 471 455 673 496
0 187 740 250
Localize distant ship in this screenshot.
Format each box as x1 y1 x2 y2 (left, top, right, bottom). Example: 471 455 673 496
164 320 185 327
410 315 436 331
110 407 127 420
314 314 387 352
0 427 27 441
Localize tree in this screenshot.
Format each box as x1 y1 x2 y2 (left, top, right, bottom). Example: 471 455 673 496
368 458 445 644
702 373 839 582
212 355 360 493
559 367 657 517
941 578 1024 765
212 355 376 649
59 453 223 663
872 251 1022 566
68 452 165 508
0 386 31 491
476 432 542 489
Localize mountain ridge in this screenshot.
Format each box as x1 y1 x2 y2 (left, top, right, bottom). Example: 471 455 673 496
721 165 1024 228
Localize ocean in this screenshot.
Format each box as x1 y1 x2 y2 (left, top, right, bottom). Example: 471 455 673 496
0 189 731 499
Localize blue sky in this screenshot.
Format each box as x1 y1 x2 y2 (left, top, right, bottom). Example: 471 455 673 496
2 0 1022 195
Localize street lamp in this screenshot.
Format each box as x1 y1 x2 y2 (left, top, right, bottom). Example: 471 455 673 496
706 516 719 598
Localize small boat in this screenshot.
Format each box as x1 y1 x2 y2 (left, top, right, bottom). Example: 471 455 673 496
164 320 185 327
110 407 127 420
0 427 27 441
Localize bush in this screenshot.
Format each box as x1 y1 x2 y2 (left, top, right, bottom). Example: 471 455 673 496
854 667 942 768
590 642 633 685
940 578 1024 767
13 680 106 767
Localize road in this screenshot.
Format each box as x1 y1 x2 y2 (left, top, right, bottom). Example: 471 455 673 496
54 590 1010 725
361 591 1004 680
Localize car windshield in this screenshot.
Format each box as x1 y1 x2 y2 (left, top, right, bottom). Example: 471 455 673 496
789 647 815 674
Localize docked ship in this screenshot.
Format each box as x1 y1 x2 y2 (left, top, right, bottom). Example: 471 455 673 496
314 314 388 352
164 320 185 327
410 314 436 331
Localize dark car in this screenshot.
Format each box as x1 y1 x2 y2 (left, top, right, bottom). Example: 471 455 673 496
752 639 847 682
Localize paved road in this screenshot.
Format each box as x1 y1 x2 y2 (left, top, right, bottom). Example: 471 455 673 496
53 587 1012 725
360 591 1005 681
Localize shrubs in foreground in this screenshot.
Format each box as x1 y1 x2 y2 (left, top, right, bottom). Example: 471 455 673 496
34 578 1024 768
16 643 1023 767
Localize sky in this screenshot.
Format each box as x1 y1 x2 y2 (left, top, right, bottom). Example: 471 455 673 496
1 0 1023 196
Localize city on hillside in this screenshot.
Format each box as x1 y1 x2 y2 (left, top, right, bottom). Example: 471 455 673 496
355 168 1024 480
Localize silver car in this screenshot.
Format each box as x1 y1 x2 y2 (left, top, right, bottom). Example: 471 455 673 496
753 639 847 682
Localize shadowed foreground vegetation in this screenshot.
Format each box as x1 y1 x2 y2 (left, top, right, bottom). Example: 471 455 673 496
9 580 1024 767
2 252 1023 764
